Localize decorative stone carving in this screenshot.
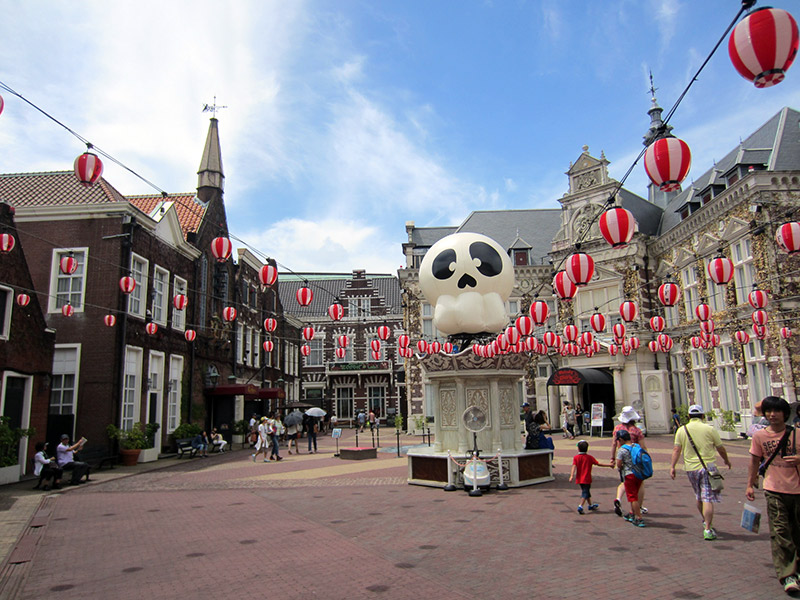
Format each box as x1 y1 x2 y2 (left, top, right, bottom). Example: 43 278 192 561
440 387 457 429
499 387 515 428
466 387 490 428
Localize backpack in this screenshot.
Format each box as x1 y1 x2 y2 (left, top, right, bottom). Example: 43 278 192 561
627 443 653 480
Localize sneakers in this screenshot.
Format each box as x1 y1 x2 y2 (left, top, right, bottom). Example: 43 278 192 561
577 506 584 514
276 456 283 461
251 454 256 463
614 499 623 517
588 503 599 511
640 506 649 514
783 575 800 593
703 529 717 541
632 517 646 527
624 512 634 522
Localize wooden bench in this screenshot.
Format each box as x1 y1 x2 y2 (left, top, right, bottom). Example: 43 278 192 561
77 446 116 470
176 438 198 459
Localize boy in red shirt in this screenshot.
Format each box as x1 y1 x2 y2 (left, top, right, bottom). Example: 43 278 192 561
570 440 612 514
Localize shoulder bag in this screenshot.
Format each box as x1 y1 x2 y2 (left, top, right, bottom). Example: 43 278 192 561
683 425 724 492
757 426 794 478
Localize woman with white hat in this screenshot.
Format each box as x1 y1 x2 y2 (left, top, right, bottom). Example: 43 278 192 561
609 406 649 516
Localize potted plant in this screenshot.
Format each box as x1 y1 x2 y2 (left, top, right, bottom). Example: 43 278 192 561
718 410 738 440
107 423 148 466
0 416 35 484
137 422 161 463
232 419 248 446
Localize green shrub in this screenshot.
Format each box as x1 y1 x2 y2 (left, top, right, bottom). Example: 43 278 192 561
232 419 248 435
676 404 690 426
106 423 149 450
145 422 160 448
393 413 404 430
720 410 736 432
0 416 35 467
170 422 202 440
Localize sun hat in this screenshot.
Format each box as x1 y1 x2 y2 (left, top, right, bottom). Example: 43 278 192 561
618 406 641 423
688 404 705 416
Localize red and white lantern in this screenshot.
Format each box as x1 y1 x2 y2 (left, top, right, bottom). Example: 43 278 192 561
691 336 703 349
709 334 721 348
581 331 594 347
104 314 116 327
118 276 135 295
543 331 559 348
16 293 30 307
222 306 237 322
496 333 509 351
644 137 692 192
729 7 799 88
443 342 453 354
370 339 382 353
74 152 104 187
776 222 800 254
416 340 427 353
619 301 638 322
752 309 769 327
564 252 595 286
184 329 196 342
173 293 187 310
530 300 550 325
59 255 78 275
753 323 768 339
505 326 520 346
657 282 681 307
648 340 660 353
263 340 274 353
371 350 381 361
472 344 483 356
629 336 641 350
598 207 636 247
781 327 792 339
590 312 606 333
302 326 315 341
649 316 665 332
264 317 277 332
301 345 311 357
608 344 619 356
657 334 673 351
563 323 579 342
707 256 734 285
612 323 626 339
61 304 74 317
430 341 442 354
0 233 15 253
695 303 711 321
748 289 769 309
328 303 344 321
552 271 577 301
339 335 350 348
259 264 278 287
377 325 391 341
0 95 3 115
296 286 313 306
335 347 346 359
146 322 158 335
735 330 751 345
700 319 715 335
398 334 410 348
515 315 533 336
210 237 232 262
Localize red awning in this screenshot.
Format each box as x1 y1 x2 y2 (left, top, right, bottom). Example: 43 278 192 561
206 384 285 399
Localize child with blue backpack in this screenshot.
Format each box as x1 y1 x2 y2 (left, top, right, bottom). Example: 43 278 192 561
615 429 653 527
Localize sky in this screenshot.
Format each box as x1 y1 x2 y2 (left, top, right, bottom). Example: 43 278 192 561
1 1 798 275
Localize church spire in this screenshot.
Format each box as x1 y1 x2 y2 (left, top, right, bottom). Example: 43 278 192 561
197 117 224 191
643 72 673 147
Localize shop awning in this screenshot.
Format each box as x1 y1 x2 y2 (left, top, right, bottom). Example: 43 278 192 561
206 384 285 399
547 367 613 386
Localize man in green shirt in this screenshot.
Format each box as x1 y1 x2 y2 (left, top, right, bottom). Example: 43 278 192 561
669 404 732 541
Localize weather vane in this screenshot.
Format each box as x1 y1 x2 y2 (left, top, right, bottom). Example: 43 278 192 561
648 71 658 100
202 96 228 117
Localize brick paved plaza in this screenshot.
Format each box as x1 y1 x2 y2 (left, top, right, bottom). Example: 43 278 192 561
0 430 790 599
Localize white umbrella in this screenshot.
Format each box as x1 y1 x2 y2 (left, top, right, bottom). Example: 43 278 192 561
305 407 326 418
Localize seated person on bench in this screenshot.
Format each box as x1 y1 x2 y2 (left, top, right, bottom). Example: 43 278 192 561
210 428 227 452
33 441 63 490
191 431 209 458
56 433 91 485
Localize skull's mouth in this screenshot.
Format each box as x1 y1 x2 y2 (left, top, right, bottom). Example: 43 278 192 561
457 273 477 289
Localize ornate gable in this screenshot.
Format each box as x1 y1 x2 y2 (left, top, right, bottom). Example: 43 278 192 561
566 146 610 194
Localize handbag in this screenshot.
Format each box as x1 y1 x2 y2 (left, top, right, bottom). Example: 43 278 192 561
683 425 724 491
757 426 794 477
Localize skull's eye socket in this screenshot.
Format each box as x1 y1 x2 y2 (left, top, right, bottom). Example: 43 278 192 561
432 248 457 280
470 241 503 277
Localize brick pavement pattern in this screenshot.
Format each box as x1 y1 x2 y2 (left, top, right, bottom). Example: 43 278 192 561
0 431 790 599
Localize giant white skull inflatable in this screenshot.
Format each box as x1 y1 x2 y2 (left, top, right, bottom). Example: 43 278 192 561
419 232 514 335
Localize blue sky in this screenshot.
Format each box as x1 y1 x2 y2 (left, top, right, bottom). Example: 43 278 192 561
1 1 798 274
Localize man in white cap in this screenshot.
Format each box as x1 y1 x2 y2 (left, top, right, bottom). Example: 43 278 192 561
670 404 732 541
609 406 648 516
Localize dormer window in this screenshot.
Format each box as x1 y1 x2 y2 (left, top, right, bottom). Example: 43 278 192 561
680 208 690 220
514 250 529 266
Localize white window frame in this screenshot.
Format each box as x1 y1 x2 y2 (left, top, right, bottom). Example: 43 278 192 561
152 265 169 326
50 344 81 416
690 349 711 410
0 285 12 340
368 385 386 416
236 323 244 364
682 266 699 322
744 339 772 407
307 339 323 366
172 275 187 331
244 327 253 366
49 248 88 313
349 297 371 318
670 352 687 406
336 386 354 419
252 330 260 368
731 238 755 306
714 342 739 413
121 346 143 431
128 254 149 319
167 355 183 433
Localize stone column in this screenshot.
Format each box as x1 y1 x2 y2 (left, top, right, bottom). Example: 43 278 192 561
432 380 442 452
489 378 502 452
456 378 469 454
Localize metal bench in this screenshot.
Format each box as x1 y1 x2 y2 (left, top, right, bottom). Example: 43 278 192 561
176 438 198 459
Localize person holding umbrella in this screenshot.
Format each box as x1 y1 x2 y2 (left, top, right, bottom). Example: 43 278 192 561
306 407 326 453
284 410 303 455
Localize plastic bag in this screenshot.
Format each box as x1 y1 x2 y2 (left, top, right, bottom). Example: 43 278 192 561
741 502 761 533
